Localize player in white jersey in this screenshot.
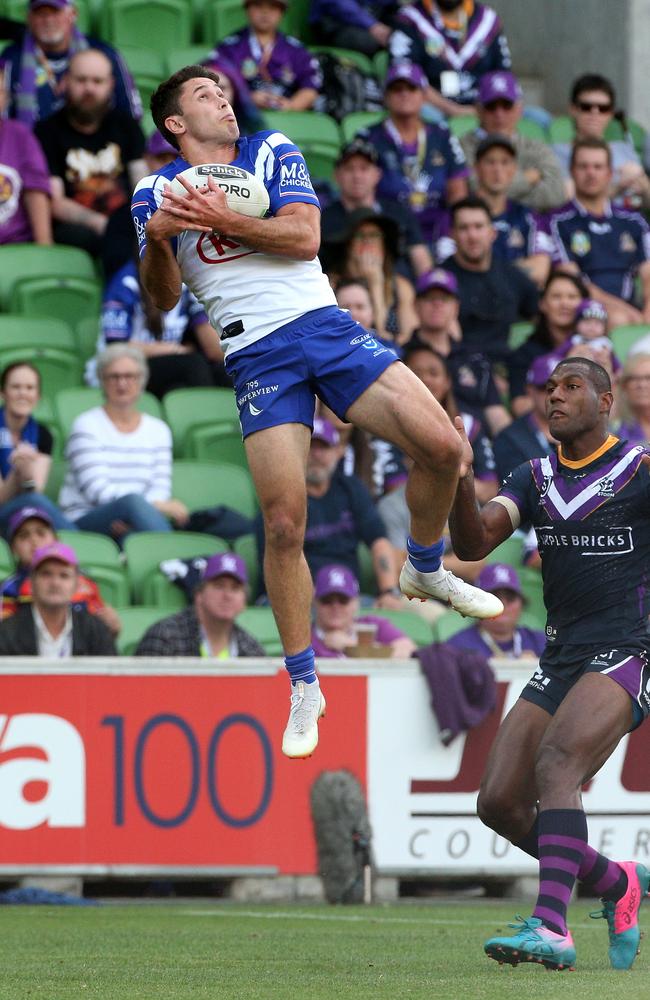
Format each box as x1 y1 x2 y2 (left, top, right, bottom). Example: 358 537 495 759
131 66 503 759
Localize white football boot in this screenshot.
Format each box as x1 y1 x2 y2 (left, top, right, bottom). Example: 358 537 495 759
282 679 326 758
399 560 504 619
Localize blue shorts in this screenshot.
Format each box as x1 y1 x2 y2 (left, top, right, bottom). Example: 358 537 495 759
224 306 399 438
520 640 650 729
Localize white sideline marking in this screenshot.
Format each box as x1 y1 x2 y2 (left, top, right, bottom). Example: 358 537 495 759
174 909 599 931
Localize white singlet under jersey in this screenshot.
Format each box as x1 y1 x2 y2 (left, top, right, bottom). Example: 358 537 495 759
131 130 337 356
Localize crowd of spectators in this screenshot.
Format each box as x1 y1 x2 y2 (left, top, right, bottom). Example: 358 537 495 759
1 0 649 660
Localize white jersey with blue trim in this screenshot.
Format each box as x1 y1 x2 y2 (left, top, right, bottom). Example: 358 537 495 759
131 130 336 356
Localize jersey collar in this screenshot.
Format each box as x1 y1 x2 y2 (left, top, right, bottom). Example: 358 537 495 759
558 433 619 469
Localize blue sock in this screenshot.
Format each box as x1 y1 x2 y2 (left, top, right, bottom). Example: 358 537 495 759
406 536 444 573
285 646 317 686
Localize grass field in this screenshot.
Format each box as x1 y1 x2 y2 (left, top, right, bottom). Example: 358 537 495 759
1 898 647 1000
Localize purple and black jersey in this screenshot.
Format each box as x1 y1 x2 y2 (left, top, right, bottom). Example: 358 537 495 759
213 28 322 100
389 1 510 104
543 199 650 302
497 438 650 646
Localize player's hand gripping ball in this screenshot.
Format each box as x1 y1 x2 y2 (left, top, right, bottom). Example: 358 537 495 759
170 164 270 218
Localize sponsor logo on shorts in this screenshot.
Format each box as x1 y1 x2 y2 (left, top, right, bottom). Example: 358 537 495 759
350 332 372 346
237 379 279 409
537 525 634 556
527 664 551 692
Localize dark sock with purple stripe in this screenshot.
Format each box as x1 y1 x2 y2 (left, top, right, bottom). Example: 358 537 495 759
532 808 588 936
515 815 627 902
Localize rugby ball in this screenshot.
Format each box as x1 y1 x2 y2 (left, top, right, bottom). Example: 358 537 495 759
170 163 270 218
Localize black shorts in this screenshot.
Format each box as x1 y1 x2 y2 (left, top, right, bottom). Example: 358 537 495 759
519 639 650 729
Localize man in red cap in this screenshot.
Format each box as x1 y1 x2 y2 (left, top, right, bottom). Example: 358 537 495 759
0 541 116 655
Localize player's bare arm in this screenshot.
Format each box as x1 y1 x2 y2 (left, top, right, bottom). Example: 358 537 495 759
448 416 514 560
160 175 320 261
140 207 185 311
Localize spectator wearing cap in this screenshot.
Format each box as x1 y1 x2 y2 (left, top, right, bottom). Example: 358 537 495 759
406 268 511 435
311 564 415 658
324 207 417 343
541 137 650 329
507 271 587 414
0 541 116 656
0 504 121 635
445 563 546 659
0 0 141 127
357 62 469 246
255 418 403 607
309 1 400 58
320 137 432 279
492 355 557 481
460 71 566 213
136 553 265 658
0 70 52 245
212 0 321 112
34 49 146 273
389 0 511 118
444 195 539 364
439 134 552 288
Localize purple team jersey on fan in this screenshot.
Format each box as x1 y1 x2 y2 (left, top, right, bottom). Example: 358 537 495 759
212 28 322 99
0 120 51 244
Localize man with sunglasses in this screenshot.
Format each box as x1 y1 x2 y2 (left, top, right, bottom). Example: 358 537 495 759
460 71 566 212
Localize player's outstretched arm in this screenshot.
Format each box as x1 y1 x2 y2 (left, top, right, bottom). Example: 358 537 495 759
448 417 515 561
161 176 320 261
139 202 186 311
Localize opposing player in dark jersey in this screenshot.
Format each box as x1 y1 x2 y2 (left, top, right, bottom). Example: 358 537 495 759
448 356 650 971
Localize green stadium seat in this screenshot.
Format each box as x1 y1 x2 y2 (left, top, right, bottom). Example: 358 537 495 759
120 46 167 111
124 530 228 604
605 117 647 156
235 606 281 655
202 0 294 44
485 536 525 567
303 145 338 183
185 424 247 468
373 49 389 81
0 316 83 394
509 321 535 350
163 387 239 455
165 45 212 76
0 536 13 575
114 606 169 654
548 115 574 144
519 566 545 628
172 460 258 517
610 324 650 362
262 110 341 152
356 541 376 596
432 609 467 642
9 276 102 344
309 46 375 77
233 532 261 598
340 110 384 143
55 387 163 440
281 0 311 41
0 245 96 310
75 316 101 361
516 118 548 141
99 0 193 51
43 458 67 503
450 115 479 138
33 398 63 460
371 608 433 647
57 529 130 605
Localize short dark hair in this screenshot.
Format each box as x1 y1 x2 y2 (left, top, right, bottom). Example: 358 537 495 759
0 360 41 393
553 356 612 394
401 340 450 371
571 73 615 106
450 195 492 225
570 136 612 170
151 65 222 150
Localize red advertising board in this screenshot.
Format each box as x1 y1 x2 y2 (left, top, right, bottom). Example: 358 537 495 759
0 668 367 872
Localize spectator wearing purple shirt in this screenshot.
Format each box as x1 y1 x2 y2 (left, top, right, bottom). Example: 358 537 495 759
446 563 546 659
309 0 400 58
0 74 51 245
311 563 416 659
358 62 469 246
214 0 321 112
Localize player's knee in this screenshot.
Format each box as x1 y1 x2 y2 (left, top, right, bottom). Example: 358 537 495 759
412 421 462 473
477 787 516 835
534 741 575 794
264 507 304 553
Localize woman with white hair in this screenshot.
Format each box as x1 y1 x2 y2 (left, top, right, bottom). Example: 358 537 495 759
59 345 189 540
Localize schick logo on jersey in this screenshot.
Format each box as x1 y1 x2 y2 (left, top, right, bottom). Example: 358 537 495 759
537 525 634 556
196 165 248 179
279 160 313 190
